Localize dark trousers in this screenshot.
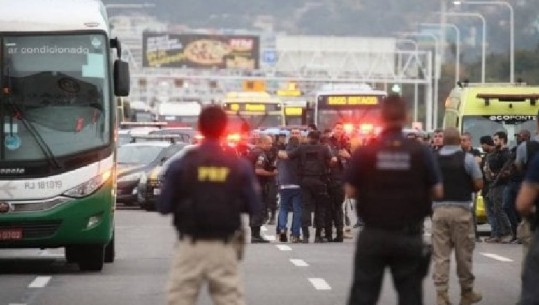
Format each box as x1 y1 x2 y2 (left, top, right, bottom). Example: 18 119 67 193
301 177 330 233
266 180 278 216
250 182 269 228
521 229 539 305
327 182 345 236
503 181 522 238
348 227 425 305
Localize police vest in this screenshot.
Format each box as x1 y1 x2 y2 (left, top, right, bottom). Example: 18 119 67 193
357 138 430 229
173 147 245 239
437 151 473 202
300 144 328 177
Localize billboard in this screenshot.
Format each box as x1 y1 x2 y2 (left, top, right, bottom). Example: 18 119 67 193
142 32 260 69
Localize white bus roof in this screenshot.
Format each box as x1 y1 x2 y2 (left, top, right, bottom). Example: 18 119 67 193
157 102 202 116
0 0 109 33
315 89 387 96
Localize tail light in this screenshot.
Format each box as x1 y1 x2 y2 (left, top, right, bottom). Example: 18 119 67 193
343 123 354 134
227 133 241 143
359 123 374 133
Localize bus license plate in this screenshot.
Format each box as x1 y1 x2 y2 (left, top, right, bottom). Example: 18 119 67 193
0 228 23 240
153 188 161 196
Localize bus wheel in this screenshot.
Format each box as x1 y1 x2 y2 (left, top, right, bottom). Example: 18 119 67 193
78 245 105 271
104 234 115 263
65 246 81 263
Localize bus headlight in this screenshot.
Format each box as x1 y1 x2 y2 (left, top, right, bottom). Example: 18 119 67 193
64 170 112 198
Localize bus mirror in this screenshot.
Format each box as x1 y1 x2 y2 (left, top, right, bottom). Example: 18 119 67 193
110 38 122 58
114 60 130 97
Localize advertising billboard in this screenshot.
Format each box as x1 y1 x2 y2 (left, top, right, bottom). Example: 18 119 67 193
143 32 260 69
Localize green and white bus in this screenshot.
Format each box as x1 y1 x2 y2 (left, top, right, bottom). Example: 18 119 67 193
0 0 130 271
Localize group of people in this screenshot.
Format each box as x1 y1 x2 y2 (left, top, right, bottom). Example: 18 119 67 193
155 96 539 305
245 121 355 244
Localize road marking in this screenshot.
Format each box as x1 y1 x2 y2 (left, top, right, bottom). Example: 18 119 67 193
480 252 514 262
276 245 292 251
264 235 276 241
261 226 268 232
9 303 27 305
290 259 309 267
28 276 52 288
308 278 332 290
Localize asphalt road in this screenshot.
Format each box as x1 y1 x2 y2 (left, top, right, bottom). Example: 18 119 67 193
0 207 525 305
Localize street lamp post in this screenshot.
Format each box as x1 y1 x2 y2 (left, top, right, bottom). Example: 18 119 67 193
420 23 461 85
397 39 421 122
454 1 514 83
443 12 487 83
397 32 440 130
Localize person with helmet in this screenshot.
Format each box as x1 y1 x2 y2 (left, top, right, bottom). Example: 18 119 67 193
157 106 262 305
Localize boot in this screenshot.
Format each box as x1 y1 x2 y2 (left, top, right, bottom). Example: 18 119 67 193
251 226 270 243
333 229 344 242
325 227 333 242
278 229 288 243
436 290 451 305
460 289 482 305
302 226 310 243
314 229 326 243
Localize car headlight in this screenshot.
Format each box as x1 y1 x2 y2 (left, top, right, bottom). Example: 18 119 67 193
64 170 112 198
118 172 143 183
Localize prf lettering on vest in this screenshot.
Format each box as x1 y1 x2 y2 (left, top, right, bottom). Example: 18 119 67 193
375 151 411 170
197 166 230 182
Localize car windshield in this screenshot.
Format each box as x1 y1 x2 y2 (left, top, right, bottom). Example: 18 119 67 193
462 115 537 147
117 145 165 165
0 34 110 161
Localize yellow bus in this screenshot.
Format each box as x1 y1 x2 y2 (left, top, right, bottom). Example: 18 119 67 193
222 91 285 131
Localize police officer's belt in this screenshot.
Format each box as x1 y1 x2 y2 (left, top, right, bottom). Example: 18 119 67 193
179 232 234 243
365 223 422 235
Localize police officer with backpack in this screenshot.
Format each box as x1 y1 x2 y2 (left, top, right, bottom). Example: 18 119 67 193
279 130 336 243
345 95 443 305
157 106 261 305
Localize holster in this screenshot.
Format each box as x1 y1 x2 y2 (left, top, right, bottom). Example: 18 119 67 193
232 228 246 261
418 243 433 278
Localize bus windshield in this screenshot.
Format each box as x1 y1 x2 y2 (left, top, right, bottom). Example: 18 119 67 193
228 114 283 130
0 34 110 161
316 94 384 131
462 115 536 147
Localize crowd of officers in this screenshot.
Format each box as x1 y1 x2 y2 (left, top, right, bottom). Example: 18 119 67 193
156 99 539 305
245 122 353 243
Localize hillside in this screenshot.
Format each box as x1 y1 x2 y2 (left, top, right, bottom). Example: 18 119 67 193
104 0 539 51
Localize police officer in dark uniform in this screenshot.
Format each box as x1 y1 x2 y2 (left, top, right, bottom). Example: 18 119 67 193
247 134 276 243
266 139 280 225
345 95 443 305
157 106 261 305
326 122 352 242
279 131 336 243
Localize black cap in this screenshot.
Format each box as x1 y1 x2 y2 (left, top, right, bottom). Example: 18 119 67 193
479 135 494 146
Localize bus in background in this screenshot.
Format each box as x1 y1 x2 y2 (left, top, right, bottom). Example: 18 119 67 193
443 82 539 147
222 91 285 136
129 100 155 122
283 100 310 126
277 82 311 126
0 0 130 271
156 101 202 128
314 84 387 146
